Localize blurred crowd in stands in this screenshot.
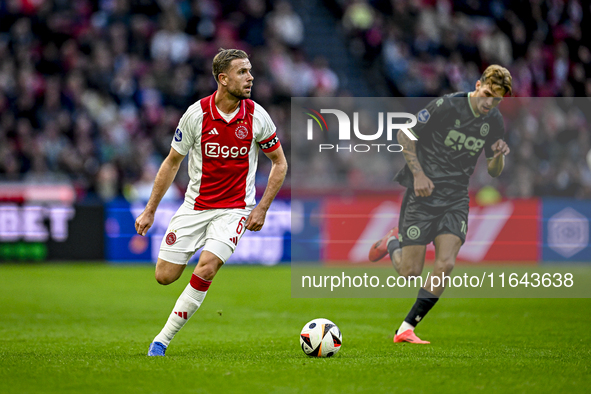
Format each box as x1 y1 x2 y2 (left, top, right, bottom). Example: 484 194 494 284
0 0 590 201
0 0 312 201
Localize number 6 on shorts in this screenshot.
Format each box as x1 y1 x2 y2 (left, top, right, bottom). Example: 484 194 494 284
236 217 247 234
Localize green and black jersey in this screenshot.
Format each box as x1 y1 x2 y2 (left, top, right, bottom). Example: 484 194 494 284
395 92 505 190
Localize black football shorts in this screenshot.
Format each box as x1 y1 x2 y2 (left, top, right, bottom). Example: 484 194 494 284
398 186 469 247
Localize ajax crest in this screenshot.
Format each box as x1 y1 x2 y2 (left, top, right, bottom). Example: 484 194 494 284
166 232 177 245
235 126 248 139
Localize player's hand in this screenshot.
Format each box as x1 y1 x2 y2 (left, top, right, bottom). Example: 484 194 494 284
491 139 510 158
135 210 155 236
245 205 266 232
414 172 435 197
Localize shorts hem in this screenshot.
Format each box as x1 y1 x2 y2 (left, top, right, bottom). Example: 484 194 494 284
203 248 226 263
400 241 430 248
203 239 235 263
204 238 237 251
158 249 193 265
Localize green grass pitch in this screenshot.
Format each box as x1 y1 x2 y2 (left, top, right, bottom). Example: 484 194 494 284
0 263 590 393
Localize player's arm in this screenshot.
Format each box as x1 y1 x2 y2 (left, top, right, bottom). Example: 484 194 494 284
397 129 434 197
245 145 288 232
486 139 510 177
135 147 186 236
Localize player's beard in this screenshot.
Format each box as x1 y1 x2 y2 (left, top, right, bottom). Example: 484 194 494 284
228 84 251 100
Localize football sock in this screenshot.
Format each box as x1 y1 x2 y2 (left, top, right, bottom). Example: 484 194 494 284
153 274 211 347
397 321 415 334
386 236 400 259
403 288 439 328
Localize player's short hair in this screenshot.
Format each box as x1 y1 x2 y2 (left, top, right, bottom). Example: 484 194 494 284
212 48 249 83
480 65 513 97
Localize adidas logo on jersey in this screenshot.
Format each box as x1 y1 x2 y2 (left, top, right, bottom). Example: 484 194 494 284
208 128 219 135
229 236 238 245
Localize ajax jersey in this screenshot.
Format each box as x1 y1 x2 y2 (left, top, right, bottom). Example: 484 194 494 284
171 92 281 210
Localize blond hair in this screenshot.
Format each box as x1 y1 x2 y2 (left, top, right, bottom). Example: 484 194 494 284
480 65 513 96
212 48 249 83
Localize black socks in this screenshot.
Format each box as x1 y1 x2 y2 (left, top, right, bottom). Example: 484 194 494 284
386 237 400 259
404 288 439 327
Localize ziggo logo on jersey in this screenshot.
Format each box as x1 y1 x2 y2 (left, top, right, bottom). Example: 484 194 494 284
205 142 249 158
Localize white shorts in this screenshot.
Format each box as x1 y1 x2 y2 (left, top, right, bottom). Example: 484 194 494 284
158 205 251 265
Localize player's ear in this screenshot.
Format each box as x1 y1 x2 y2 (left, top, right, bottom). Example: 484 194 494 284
219 73 228 86
475 79 481 91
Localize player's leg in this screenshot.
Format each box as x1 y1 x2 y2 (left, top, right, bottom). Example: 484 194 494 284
395 192 467 344
150 245 230 356
370 189 429 278
422 193 468 299
147 206 212 356
392 242 433 344
369 229 426 276
153 204 204 286
154 257 186 285
393 244 426 277
389 238 434 343
148 209 247 356
394 234 462 342
392 189 445 343
424 233 462 297
147 258 188 354
193 247 226 281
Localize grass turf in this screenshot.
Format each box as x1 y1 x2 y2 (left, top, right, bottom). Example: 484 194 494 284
0 263 590 393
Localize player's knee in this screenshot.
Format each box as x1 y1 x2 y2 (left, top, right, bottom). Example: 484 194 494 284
155 271 176 285
196 258 224 281
398 266 423 278
154 266 181 285
155 275 171 285
435 256 456 275
196 265 222 281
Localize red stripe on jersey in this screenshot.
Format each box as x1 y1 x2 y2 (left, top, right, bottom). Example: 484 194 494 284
258 132 281 153
195 94 255 210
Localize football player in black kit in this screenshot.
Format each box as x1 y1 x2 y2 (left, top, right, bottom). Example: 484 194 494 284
369 65 512 344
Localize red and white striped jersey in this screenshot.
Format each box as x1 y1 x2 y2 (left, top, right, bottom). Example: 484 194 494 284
171 92 281 210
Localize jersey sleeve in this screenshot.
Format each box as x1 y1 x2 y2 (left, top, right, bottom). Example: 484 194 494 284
408 97 452 139
171 104 201 155
484 112 506 159
253 103 281 153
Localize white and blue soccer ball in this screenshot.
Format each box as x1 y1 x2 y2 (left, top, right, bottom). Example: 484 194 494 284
300 318 342 357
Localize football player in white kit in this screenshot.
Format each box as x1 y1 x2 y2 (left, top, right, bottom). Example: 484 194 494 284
135 49 288 356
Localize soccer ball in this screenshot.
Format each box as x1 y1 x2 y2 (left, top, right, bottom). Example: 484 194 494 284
300 318 342 357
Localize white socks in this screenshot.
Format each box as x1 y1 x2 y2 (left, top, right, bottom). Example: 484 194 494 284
153 274 211 347
397 321 415 334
